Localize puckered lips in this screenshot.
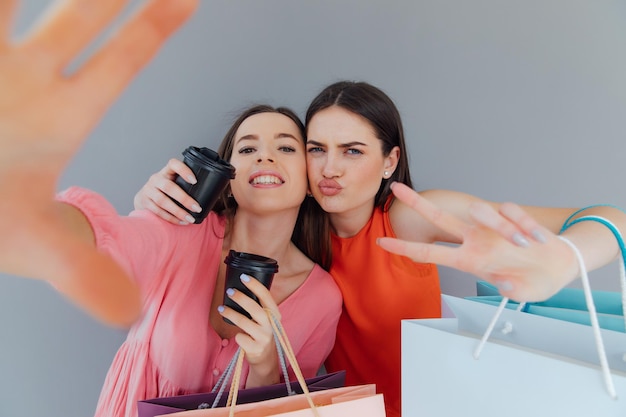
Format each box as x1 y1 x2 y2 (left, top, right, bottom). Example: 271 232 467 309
249 170 285 187
318 179 342 196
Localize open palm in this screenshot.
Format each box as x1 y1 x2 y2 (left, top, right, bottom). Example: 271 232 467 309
378 183 577 302
0 0 197 322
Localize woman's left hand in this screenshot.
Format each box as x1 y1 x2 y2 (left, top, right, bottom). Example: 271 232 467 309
377 183 578 302
0 0 197 325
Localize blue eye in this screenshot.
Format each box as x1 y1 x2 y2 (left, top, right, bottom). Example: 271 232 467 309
307 146 323 153
280 146 296 153
346 148 363 155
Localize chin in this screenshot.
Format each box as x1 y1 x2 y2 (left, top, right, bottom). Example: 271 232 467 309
316 196 345 213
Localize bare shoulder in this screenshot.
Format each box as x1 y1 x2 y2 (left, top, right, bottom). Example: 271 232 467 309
386 189 435 243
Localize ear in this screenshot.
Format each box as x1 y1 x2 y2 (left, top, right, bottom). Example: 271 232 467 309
383 146 400 178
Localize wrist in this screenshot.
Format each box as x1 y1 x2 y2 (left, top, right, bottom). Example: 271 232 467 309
557 235 582 289
245 360 280 388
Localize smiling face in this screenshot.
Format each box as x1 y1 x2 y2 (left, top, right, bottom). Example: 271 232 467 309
306 105 399 224
228 112 308 214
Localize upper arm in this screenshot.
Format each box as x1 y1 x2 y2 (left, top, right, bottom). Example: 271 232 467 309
389 188 578 244
388 189 479 244
57 187 174 288
56 201 96 245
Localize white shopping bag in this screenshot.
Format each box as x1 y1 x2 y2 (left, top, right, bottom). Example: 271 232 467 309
402 294 626 417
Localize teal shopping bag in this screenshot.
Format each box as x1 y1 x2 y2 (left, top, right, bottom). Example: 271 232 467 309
471 281 625 332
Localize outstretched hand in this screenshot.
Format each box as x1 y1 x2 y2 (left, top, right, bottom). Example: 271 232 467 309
377 183 578 302
0 0 198 324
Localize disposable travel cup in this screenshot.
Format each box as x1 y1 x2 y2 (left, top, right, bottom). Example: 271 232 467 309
223 250 279 324
174 146 236 223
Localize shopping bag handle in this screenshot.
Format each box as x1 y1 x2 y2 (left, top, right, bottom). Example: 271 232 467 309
264 308 320 416
517 214 626 318
207 309 321 417
207 330 296 409
474 234 620 399
559 215 626 322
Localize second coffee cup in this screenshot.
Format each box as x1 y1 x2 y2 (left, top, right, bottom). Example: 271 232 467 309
174 146 236 223
223 250 279 324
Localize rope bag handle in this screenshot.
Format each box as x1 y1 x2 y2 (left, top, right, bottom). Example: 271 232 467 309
202 309 321 417
474 213 626 399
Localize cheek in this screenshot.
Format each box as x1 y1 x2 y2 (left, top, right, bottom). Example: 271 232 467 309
305 156 320 176
229 158 242 172
355 163 384 188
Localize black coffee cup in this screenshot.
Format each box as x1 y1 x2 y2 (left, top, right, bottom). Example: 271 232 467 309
223 250 279 324
174 146 236 223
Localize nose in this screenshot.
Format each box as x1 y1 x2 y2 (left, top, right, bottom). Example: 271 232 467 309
321 152 341 178
256 147 275 163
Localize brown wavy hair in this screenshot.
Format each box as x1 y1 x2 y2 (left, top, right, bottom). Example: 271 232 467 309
211 104 330 270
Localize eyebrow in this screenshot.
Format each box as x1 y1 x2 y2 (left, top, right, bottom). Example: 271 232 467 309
306 140 368 148
237 133 300 143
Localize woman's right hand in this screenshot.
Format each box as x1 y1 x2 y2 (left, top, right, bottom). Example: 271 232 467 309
218 275 283 388
133 158 201 224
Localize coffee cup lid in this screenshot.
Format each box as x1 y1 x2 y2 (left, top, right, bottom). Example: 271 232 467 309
183 146 236 179
224 250 279 273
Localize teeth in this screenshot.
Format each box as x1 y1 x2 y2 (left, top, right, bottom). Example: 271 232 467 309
251 175 283 185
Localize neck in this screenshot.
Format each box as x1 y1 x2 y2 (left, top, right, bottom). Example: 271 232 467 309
225 208 299 262
329 201 376 238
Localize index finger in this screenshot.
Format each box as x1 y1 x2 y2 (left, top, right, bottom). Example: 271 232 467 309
391 182 465 240
241 274 280 315
164 158 196 184
20 0 127 70
72 0 198 116
0 0 17 47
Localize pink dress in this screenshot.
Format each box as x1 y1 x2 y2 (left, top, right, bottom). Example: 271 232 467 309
58 187 342 417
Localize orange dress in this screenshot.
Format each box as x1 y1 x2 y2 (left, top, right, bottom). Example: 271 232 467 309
324 201 441 417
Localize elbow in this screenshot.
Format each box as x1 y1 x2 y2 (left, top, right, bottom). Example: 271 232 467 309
94 278 143 328
100 296 143 328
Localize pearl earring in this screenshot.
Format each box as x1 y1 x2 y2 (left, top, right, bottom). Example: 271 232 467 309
384 171 389 178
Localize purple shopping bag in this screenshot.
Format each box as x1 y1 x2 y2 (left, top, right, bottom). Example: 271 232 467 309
137 370 345 417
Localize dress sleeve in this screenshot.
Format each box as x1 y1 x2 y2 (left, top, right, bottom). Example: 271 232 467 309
56 186 177 297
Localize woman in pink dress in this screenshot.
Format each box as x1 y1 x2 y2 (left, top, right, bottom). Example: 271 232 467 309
0 3 341 417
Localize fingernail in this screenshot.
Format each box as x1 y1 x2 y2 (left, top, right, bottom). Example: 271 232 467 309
187 175 197 184
185 215 196 224
178 221 189 226
495 280 514 292
217 305 225 313
240 274 251 283
191 204 202 213
532 229 547 244
226 288 235 297
512 232 530 247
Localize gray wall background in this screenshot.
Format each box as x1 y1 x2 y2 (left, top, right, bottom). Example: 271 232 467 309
1 1 625 416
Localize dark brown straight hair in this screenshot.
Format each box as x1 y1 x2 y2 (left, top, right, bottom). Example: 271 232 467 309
304 81 415 267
